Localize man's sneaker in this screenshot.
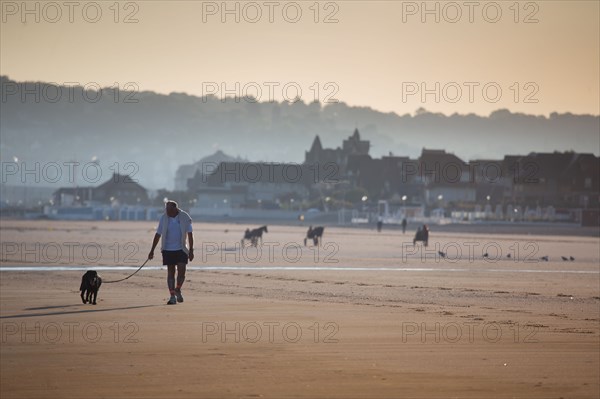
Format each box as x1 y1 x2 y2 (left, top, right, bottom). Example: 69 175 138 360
167 296 177 305
175 289 184 303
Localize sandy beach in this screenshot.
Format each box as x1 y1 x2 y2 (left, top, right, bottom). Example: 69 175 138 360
1 220 599 398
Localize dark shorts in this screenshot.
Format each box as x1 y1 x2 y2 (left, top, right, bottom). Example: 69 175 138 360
162 250 188 265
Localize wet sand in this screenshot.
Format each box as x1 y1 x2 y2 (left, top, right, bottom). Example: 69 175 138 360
1 220 599 398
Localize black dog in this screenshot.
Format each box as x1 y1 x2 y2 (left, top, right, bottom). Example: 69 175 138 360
304 226 324 246
80 270 102 305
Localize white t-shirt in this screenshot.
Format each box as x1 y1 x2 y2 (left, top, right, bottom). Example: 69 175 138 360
157 216 193 251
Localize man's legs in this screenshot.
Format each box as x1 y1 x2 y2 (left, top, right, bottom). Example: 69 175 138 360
175 263 186 302
167 264 177 304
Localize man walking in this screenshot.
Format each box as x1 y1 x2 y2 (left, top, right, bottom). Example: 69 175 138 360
377 215 383 232
149 201 194 305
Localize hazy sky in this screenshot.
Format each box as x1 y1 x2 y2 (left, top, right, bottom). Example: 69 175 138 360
1 0 599 116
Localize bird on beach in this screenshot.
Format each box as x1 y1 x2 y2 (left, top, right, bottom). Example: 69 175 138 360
569 256 575 261
541 256 549 262
483 253 489 258
561 256 568 261
507 253 511 259
438 251 446 258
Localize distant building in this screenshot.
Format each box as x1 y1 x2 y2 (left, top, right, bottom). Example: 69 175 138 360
467 152 600 209
187 162 313 208
53 186 94 206
468 159 510 203
93 173 149 205
304 128 370 176
346 153 422 201
418 148 471 184
53 173 148 206
418 149 475 205
508 152 600 207
176 130 599 213
175 150 247 191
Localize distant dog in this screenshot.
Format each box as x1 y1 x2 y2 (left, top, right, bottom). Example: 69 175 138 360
80 270 102 305
304 226 324 246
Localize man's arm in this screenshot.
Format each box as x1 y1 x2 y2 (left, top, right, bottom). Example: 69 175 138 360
148 233 160 259
187 232 194 261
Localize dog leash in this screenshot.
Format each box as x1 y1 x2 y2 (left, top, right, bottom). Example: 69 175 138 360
103 258 150 284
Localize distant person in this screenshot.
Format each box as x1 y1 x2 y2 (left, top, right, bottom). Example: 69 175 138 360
422 224 429 243
401 218 407 234
148 201 194 305
413 225 429 247
377 215 383 232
